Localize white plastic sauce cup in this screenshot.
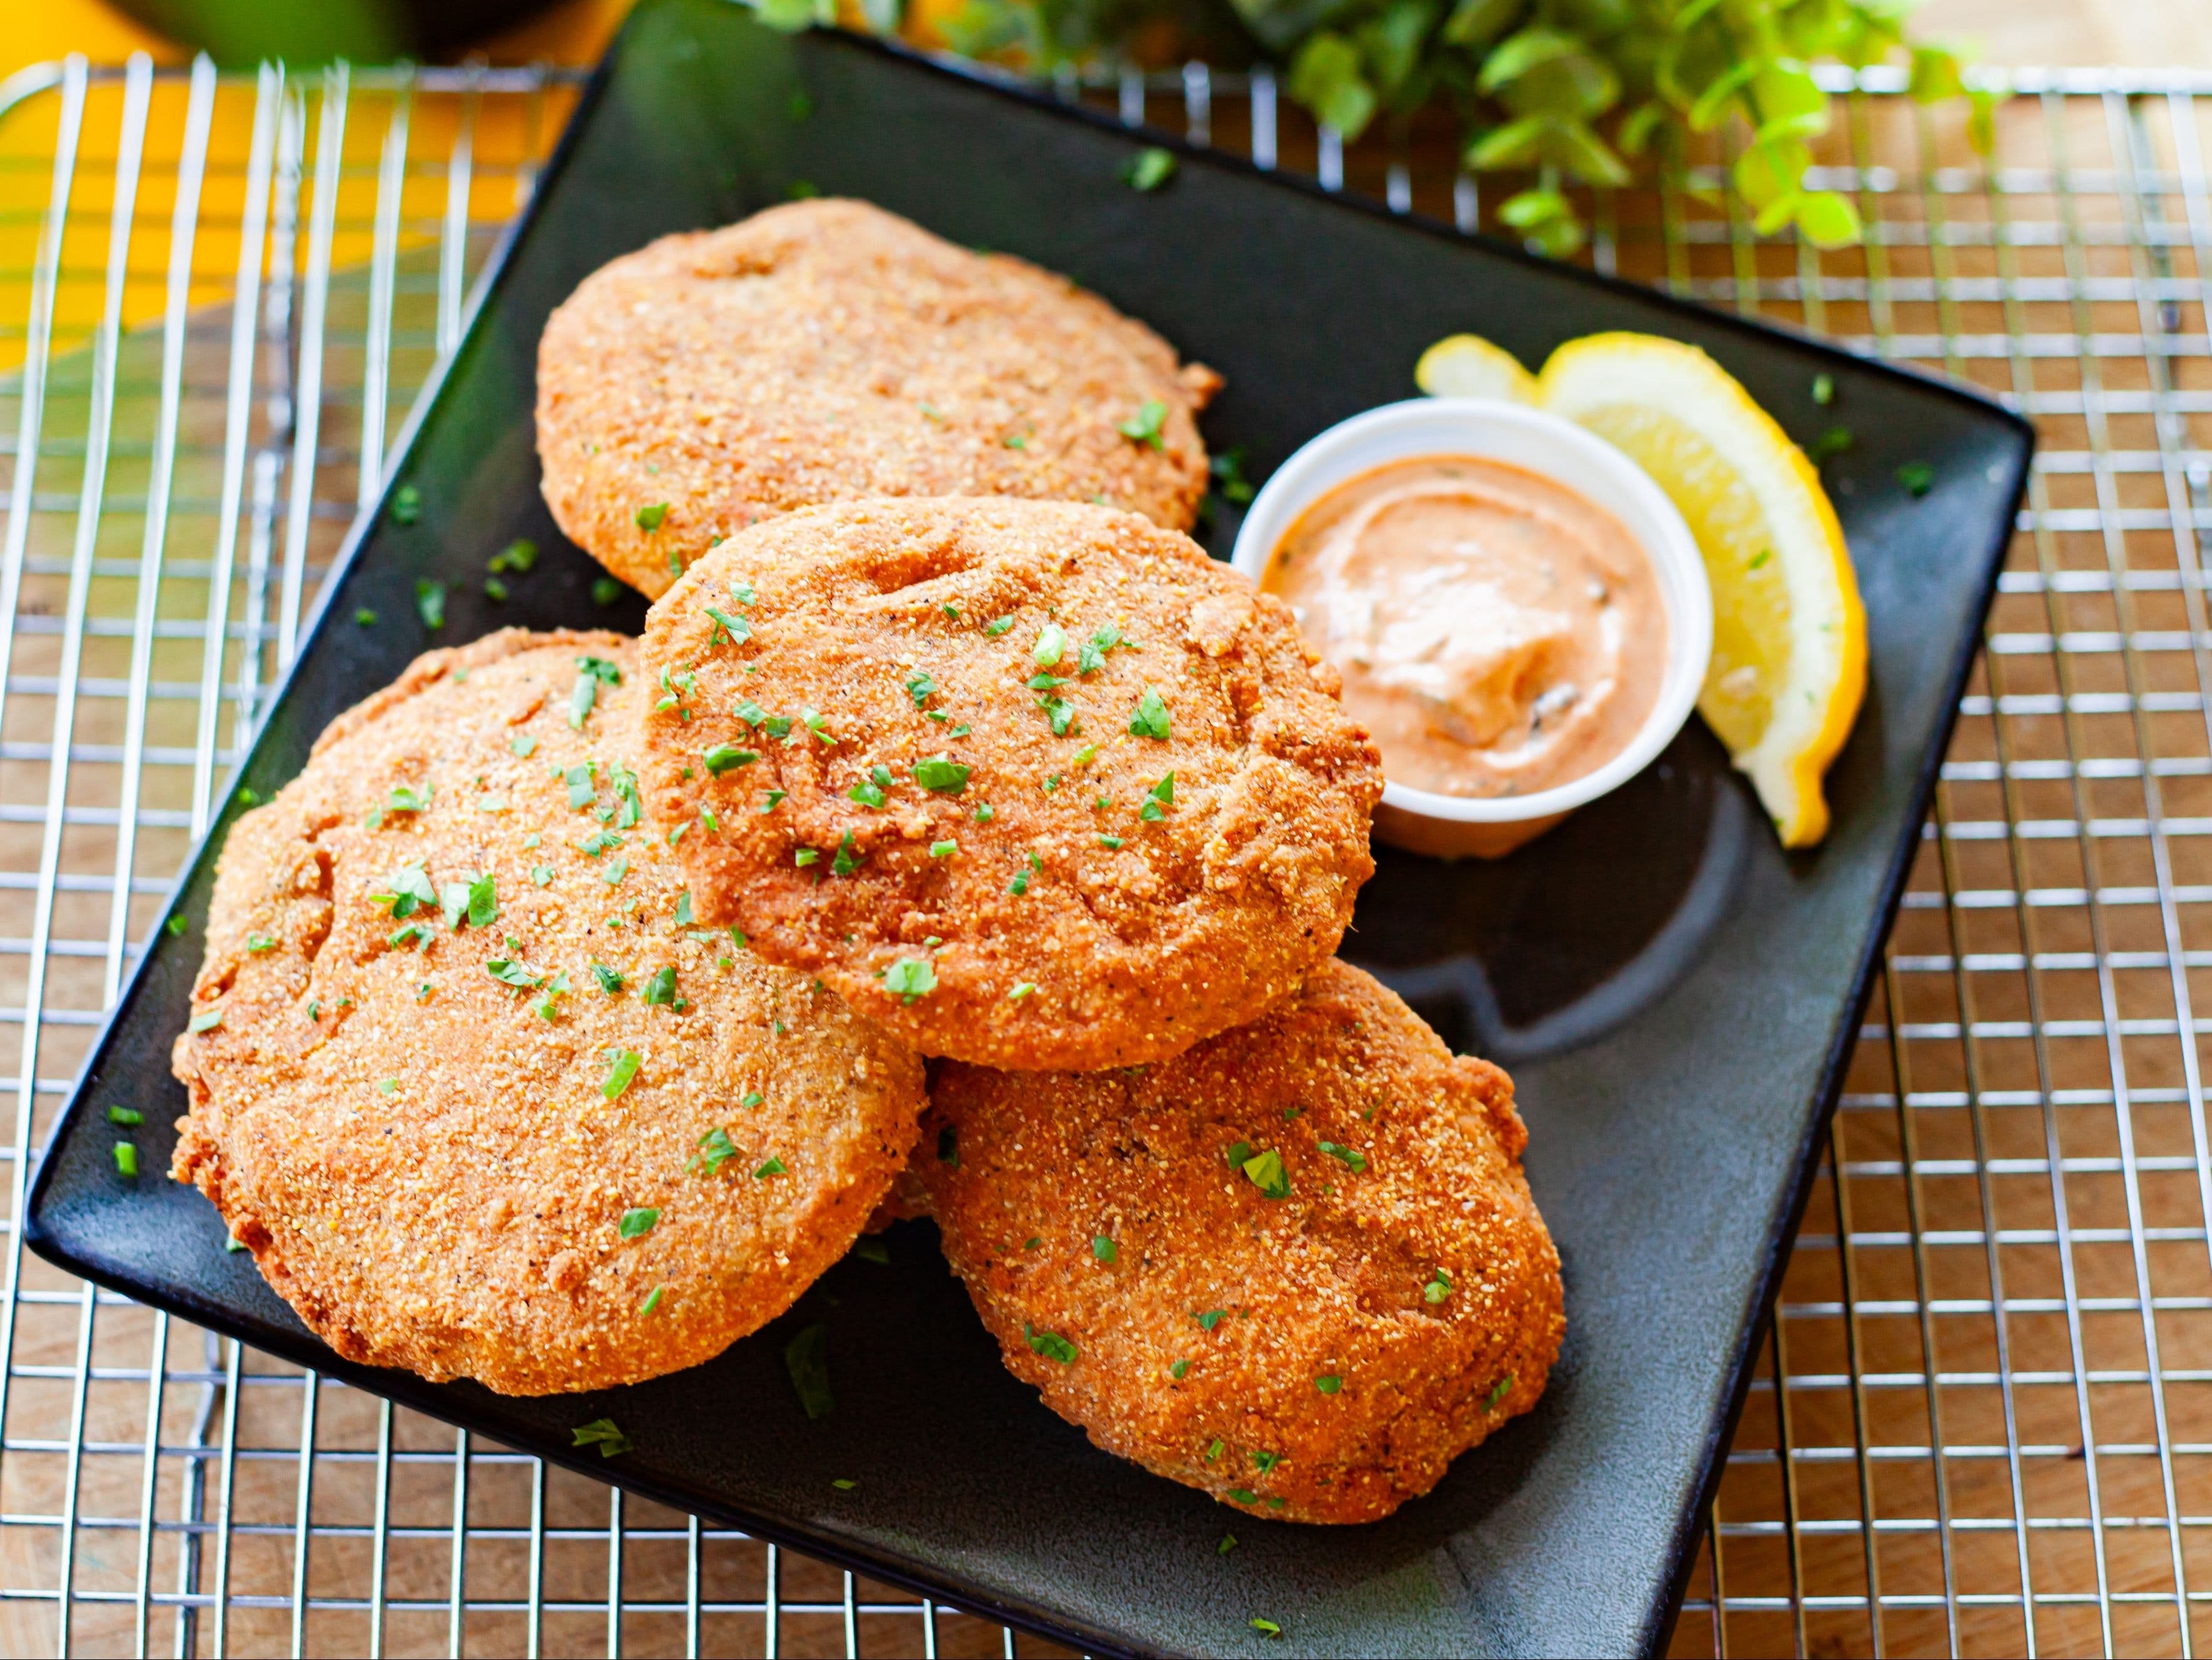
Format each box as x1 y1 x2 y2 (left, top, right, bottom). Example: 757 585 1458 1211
1230 398 1714 859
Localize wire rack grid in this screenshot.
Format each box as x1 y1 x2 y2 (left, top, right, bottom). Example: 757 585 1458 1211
0 39 2207 1660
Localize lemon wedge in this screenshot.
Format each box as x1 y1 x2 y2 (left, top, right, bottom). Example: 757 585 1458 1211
1416 329 1867 846
1414 333 1539 403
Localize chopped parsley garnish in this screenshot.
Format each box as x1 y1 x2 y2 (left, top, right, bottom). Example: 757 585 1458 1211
674 891 694 927
114 1143 140 1178
532 971 572 1020
930 840 958 858
355 607 377 626
937 1125 959 1165
485 959 542 988
984 614 1015 637
568 656 622 727
1218 1533 1237 1555
1171 1359 1190 1380
831 1477 856 1490
795 849 820 868
690 1126 739 1176
571 1419 631 1458
728 579 755 606
1119 398 1167 450
165 916 188 938
1251 1450 1282 1474
107 1106 143 1126
591 961 625 994
703 744 757 775
741 1090 764 1108
387 782 433 814
509 733 538 759
635 502 668 531
1008 869 1031 896
1423 1268 1453 1305
784 1322 834 1419
1224 1140 1253 1168
914 756 970 794
1210 447 1255 504
601 1048 642 1100
390 484 420 524
1092 1236 1117 1263
619 1207 659 1240
1317 1141 1367 1173
848 777 887 809
246 933 275 954
733 698 769 727
1039 696 1078 737
642 966 678 1006
362 863 430 914
388 922 429 949
1033 622 1066 667
1206 1439 1225 1460
704 604 752 644
1120 146 1177 191
1196 1310 1229 1332
1129 687 1171 739
1250 1617 1282 1639
830 831 865 875
1315 1375 1342 1394
413 578 446 630
490 537 538 574
1241 1150 1290 1198
483 576 510 602
883 957 937 1003
602 856 629 886
566 762 596 809
754 1157 788 1179
639 1286 664 1315
1484 1374 1515 1411
377 1076 400 1094
1809 425 1854 463
1078 626 1125 674
975 802 995 822
1228 1489 1256 1505
593 576 623 606
1024 1324 1078 1364
1098 834 1124 849
1897 459 1936 498
1008 981 1035 1000
906 669 940 707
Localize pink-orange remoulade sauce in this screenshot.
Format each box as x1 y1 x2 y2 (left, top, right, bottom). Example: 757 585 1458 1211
1264 454 1668 799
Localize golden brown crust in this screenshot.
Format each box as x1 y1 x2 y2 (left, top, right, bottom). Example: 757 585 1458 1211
536 198 1220 598
920 961 1563 1524
170 629 925 1395
637 498 1381 1071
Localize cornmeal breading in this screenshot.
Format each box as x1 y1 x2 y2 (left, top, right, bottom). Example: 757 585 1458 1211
637 497 1382 1071
536 198 1220 598
170 629 925 1395
921 961 1563 1524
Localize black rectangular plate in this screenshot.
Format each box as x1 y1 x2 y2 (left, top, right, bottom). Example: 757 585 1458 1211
25 6 2032 1655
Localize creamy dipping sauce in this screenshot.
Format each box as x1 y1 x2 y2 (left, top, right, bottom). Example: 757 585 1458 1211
1264 454 1667 799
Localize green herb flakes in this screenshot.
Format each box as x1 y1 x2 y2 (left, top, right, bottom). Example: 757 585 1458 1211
114 1143 140 1178
108 1106 143 1126
1217 1532 1237 1555
704 604 753 645
983 614 1016 637
1250 1617 1282 1638
636 502 669 531
1809 425 1854 463
490 537 538 574
831 1477 856 1491
754 1157 789 1179
1024 1323 1078 1364
590 962 625 994
188 1007 224 1033
883 957 937 1003
388 782 433 814
1129 687 1172 739
165 915 188 938
246 933 276 954
1032 622 1066 667
703 744 758 776
566 762 597 810
1897 459 1936 497
593 576 623 606
690 1126 739 1176
1317 1140 1367 1173
1092 1235 1117 1263
794 849 820 868
1240 1149 1290 1199
642 966 678 1006
1484 1374 1515 1411
532 972 572 1020
619 1207 660 1240
601 1048 642 1100
831 831 865 875
1171 1359 1190 1380
571 1418 631 1458
1008 981 1035 1000
1120 146 1177 191
413 579 446 630
1119 398 1168 450
485 959 543 989
639 1286 664 1315
784 1321 834 1420
1098 834 1124 849
848 777 887 809
390 483 420 524
913 756 972 796
741 1090 764 1108
1315 1374 1342 1394
1812 372 1836 406
1196 1310 1229 1332
355 607 377 626
1078 625 1124 674
930 839 958 858
1423 1268 1453 1305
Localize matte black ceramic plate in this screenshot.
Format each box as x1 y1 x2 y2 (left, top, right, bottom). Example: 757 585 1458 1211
24 4 2033 1654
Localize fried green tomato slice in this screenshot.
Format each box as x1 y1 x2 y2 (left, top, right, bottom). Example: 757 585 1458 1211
536 197 1220 599
637 496 1382 1071
921 960 1563 1524
171 629 924 1396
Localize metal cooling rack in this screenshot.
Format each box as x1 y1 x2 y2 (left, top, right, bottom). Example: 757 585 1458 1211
0 39 2206 1659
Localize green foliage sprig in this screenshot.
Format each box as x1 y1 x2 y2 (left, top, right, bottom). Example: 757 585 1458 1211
750 0 1998 254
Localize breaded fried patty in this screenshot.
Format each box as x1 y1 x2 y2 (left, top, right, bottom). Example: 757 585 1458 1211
920 961 1563 1524
637 498 1382 1071
170 629 925 1396
536 198 1221 599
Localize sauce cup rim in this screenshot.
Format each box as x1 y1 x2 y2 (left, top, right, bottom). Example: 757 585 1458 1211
1228 397 1715 828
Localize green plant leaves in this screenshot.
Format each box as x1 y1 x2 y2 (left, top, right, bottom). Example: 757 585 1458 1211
1288 33 1379 138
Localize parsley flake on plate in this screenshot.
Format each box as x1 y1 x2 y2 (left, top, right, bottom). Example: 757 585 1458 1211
703 744 758 776
635 502 668 531
1129 687 1171 739
754 1157 788 1179
642 966 678 1006
1217 1533 1237 1555
930 839 958 859
1250 1617 1282 1639
905 669 939 707
591 962 624 994
485 959 542 989
571 1418 631 1457
689 1126 739 1176
619 1207 659 1240
388 782 433 815
114 1143 139 1178
1092 1236 1117 1263
1316 1374 1342 1394
639 1286 664 1315
914 756 970 794
565 762 596 810
1120 146 1177 191
1196 1309 1229 1332
108 1106 143 1126
1119 398 1167 450
1317 1140 1367 1173
848 777 887 809
831 831 865 875
413 578 446 630
784 1322 833 1420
